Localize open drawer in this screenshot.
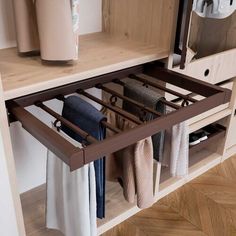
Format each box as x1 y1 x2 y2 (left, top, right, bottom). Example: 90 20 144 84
189 124 226 156
6 62 231 171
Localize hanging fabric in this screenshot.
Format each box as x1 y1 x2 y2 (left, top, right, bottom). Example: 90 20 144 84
162 107 189 177
103 109 154 209
123 81 166 162
46 126 97 236
61 95 106 219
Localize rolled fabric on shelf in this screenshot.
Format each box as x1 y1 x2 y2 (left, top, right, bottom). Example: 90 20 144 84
35 0 78 62
12 0 40 54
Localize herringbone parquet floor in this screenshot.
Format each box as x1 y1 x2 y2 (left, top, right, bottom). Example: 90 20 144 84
103 156 236 236
22 155 236 236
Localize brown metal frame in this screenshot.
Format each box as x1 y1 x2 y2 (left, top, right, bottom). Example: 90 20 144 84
6 62 231 171
189 124 226 156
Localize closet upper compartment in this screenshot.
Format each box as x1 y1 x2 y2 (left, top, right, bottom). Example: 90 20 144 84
170 0 236 84
0 0 179 100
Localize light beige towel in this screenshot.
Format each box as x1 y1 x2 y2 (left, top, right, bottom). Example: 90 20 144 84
104 109 154 209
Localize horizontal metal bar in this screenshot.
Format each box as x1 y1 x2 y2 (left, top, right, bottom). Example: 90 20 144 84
144 65 232 98
78 90 143 125
54 95 120 134
129 74 198 103
35 102 98 144
102 120 121 134
7 100 84 171
97 84 162 117
112 79 181 110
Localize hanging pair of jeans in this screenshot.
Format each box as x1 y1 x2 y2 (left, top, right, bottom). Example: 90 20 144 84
62 95 106 219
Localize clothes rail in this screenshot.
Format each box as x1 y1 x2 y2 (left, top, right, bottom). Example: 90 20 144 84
54 96 121 134
7 100 84 170
7 63 232 171
144 65 230 98
77 90 143 125
35 101 98 144
128 74 198 103
112 79 181 110
96 84 162 117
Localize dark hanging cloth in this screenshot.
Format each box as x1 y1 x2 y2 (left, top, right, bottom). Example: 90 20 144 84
61 95 106 219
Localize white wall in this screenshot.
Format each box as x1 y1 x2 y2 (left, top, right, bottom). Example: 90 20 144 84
0 133 20 236
0 0 102 193
0 0 16 49
0 0 102 49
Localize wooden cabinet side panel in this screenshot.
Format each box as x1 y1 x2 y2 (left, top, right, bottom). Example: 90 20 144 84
224 79 236 150
0 75 25 236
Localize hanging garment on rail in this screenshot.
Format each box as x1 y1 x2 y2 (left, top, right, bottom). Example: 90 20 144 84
123 81 166 162
162 107 189 177
193 0 236 19
103 109 154 209
62 95 106 219
46 127 97 236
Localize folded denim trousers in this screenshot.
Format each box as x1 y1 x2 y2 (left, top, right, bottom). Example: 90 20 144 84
61 95 106 219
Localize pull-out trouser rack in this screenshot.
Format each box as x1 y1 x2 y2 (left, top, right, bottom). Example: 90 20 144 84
6 62 231 171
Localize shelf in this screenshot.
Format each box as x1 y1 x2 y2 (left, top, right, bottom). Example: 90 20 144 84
0 32 168 100
189 124 226 156
21 182 140 236
187 149 222 182
97 182 140 235
188 106 231 133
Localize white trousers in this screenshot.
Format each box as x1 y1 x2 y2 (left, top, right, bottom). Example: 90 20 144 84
46 128 97 236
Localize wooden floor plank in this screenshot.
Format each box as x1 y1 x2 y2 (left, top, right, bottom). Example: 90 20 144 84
21 155 236 236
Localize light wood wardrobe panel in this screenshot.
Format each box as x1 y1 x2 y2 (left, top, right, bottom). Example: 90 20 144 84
0 76 25 236
102 0 179 49
223 80 236 150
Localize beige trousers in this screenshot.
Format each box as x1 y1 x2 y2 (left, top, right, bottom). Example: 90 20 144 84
104 109 154 209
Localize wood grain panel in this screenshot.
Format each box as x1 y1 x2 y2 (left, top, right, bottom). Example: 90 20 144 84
102 0 178 48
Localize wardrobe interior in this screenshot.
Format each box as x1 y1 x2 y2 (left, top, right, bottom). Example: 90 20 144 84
1 0 236 235
189 11 236 59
